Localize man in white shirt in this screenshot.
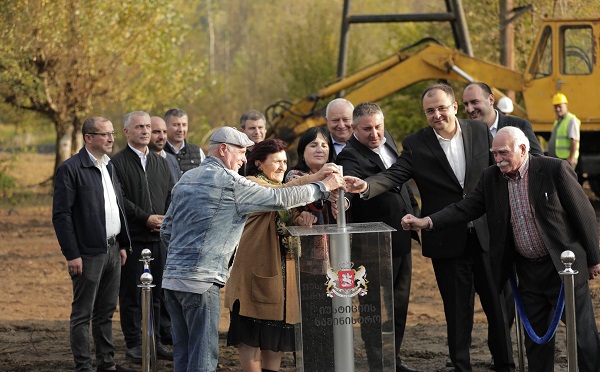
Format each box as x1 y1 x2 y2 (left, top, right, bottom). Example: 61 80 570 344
345 84 515 372
53 116 133 372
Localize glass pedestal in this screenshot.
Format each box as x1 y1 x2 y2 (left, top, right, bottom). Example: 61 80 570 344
287 222 396 372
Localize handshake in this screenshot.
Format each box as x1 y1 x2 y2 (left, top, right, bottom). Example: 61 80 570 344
312 164 371 194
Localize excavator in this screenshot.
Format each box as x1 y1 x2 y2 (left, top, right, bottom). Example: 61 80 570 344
264 18 600 196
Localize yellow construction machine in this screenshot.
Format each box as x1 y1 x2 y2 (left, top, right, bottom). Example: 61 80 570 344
265 18 600 196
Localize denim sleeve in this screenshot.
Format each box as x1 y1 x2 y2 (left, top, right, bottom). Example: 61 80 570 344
234 177 323 216
161 202 174 248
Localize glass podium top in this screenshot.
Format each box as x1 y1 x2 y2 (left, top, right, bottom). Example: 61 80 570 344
286 222 395 236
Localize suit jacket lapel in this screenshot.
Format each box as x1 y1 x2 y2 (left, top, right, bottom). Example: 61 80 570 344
527 156 545 220
494 169 510 221
383 131 399 158
423 126 462 188
460 119 474 179
497 112 507 129
348 135 386 171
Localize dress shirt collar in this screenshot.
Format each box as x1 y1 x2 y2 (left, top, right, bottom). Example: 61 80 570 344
489 110 500 137
432 118 462 141
167 140 186 154
85 149 110 168
330 134 346 155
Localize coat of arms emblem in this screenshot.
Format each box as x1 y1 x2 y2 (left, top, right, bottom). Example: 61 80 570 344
325 262 368 298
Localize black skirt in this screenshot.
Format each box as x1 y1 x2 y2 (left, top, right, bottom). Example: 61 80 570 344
227 300 296 353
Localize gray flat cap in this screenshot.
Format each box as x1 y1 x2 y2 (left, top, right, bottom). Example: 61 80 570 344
209 126 254 147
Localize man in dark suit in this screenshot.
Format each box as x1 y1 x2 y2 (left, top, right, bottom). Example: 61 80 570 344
344 84 514 372
401 126 600 372
336 102 419 372
462 82 543 156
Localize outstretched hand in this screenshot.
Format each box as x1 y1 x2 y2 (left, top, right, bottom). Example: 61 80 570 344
343 176 368 194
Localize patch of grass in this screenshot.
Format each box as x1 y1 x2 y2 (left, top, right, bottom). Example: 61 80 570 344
0 151 54 208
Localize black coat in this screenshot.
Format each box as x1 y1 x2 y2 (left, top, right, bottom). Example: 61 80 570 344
365 119 494 259
53 147 130 260
111 146 173 243
431 155 600 287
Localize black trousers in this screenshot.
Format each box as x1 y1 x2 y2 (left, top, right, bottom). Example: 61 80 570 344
392 252 412 357
119 241 165 349
432 230 514 372
515 254 600 372
359 250 413 370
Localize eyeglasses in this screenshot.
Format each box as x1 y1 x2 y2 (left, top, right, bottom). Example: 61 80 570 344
88 132 116 138
423 103 454 116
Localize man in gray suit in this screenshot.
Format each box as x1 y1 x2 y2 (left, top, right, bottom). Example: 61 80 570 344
401 126 600 372
345 84 514 371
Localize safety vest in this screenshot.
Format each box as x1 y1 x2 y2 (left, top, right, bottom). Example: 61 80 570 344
551 112 579 159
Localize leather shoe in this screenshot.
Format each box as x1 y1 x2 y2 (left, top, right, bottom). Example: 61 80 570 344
125 345 142 364
397 359 420 372
97 364 137 372
446 356 454 368
156 342 174 361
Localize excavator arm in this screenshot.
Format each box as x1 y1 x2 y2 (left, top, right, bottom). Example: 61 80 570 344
266 40 525 143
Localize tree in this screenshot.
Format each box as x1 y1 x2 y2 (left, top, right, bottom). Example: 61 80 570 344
0 0 202 174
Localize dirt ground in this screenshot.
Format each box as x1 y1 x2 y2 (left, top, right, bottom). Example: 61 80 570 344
1 153 600 371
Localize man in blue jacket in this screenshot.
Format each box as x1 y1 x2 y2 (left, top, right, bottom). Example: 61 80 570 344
53 116 133 372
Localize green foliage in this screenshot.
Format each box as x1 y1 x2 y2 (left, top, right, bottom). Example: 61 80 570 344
0 0 206 171
3 0 600 163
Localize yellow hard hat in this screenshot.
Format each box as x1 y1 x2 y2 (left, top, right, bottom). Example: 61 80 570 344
552 93 568 105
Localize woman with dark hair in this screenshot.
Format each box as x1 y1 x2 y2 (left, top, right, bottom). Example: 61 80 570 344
225 138 338 372
286 126 343 227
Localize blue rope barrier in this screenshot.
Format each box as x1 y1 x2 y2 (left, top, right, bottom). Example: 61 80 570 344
509 271 565 344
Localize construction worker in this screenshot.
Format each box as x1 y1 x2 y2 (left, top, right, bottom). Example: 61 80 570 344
547 93 580 168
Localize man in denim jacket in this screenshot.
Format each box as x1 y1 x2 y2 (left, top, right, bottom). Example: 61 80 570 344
161 127 345 372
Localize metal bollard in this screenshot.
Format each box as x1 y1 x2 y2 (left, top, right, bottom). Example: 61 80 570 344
559 250 578 372
139 248 157 372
